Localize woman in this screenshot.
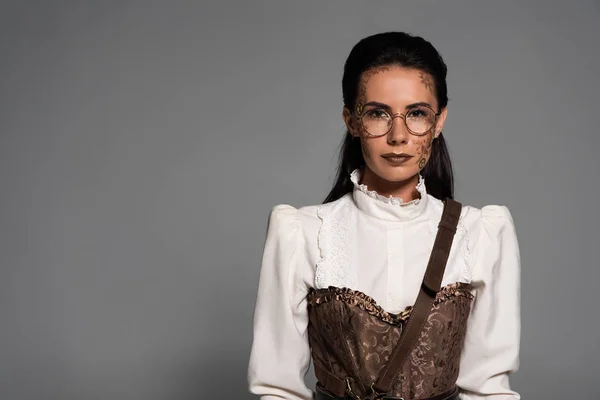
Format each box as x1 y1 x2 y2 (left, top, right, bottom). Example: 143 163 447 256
248 32 521 400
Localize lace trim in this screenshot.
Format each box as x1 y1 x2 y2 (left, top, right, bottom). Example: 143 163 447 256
307 283 474 325
315 182 473 289
429 199 473 284
315 196 357 289
308 286 410 325
350 168 425 207
457 219 473 282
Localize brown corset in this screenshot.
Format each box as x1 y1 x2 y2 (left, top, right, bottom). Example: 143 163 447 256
306 282 474 399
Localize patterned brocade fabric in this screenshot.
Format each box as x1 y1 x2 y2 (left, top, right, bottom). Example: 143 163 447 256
306 283 474 399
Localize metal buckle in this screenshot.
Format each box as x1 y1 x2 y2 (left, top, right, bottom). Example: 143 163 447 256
344 380 404 400
369 383 404 400
345 379 361 400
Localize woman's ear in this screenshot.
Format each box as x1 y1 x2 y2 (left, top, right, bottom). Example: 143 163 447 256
434 106 448 139
342 107 360 137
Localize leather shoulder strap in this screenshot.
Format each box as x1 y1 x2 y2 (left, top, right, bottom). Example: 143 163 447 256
372 199 462 394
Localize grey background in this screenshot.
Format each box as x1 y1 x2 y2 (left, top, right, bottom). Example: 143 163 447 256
1 1 598 399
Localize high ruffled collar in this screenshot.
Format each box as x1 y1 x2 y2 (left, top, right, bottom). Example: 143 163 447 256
350 168 429 222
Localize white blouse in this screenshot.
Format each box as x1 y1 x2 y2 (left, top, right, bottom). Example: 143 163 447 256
248 169 521 400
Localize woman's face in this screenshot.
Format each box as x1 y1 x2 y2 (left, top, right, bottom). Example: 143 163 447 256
343 66 448 184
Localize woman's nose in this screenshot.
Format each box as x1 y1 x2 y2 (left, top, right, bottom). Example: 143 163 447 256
387 115 409 144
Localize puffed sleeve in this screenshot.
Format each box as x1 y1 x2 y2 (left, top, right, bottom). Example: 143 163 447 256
247 204 313 400
457 206 521 399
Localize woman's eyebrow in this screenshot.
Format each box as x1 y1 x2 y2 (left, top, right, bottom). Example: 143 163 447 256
363 101 392 110
363 101 433 110
405 102 433 109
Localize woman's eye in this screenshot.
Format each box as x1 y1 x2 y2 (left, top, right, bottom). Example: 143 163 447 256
407 108 428 118
366 109 388 119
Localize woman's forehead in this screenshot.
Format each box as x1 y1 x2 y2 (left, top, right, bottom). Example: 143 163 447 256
360 67 437 107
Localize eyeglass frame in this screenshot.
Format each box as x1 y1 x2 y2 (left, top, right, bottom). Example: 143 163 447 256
354 103 442 137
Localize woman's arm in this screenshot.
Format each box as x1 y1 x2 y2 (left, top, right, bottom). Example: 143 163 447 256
457 205 521 399
248 205 313 400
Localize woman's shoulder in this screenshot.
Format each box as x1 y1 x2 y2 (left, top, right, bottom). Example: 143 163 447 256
424 198 510 250
427 195 514 226
268 194 352 223
438 199 519 280
267 194 353 240
428 195 517 250
442 199 517 264
456 201 516 233
266 203 319 225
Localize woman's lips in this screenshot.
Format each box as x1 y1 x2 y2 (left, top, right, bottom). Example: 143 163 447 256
381 153 413 164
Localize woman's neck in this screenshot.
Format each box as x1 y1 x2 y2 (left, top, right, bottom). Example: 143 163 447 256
359 167 421 203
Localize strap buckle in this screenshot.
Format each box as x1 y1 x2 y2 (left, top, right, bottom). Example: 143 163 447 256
345 379 361 400
344 380 404 400
369 383 404 400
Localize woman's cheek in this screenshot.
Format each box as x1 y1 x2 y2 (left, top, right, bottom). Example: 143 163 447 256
415 135 434 170
360 137 372 161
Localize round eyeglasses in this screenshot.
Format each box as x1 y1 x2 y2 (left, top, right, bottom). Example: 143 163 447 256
356 105 441 137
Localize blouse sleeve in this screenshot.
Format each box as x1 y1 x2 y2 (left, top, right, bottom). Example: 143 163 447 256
457 205 521 399
247 204 313 400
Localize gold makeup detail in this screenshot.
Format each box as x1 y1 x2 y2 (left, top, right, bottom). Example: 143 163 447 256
356 101 364 116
